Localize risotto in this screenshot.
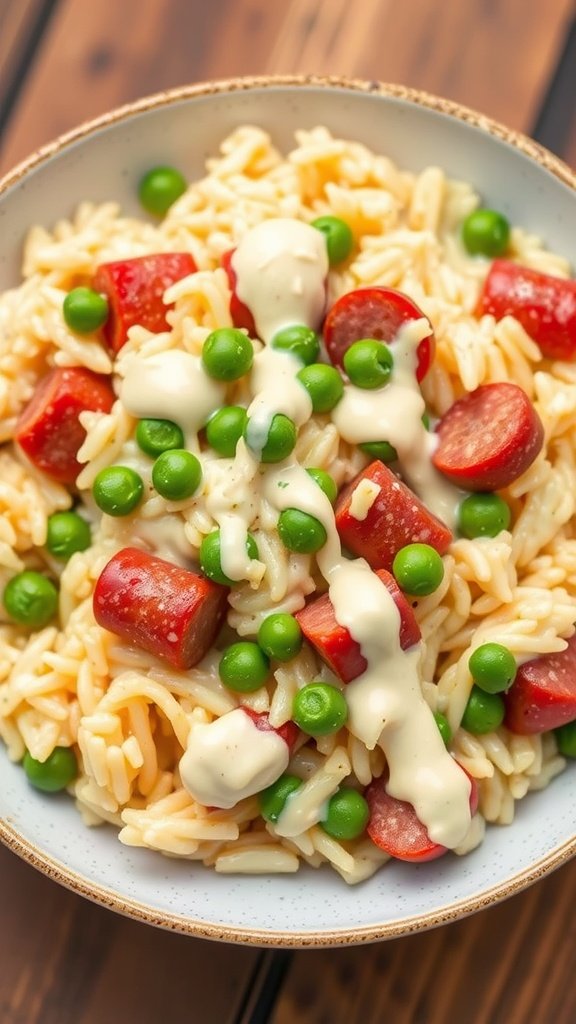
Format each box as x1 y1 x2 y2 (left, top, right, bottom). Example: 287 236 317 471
0 125 575 884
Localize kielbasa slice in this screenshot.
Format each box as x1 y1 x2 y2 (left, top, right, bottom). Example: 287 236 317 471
242 708 299 751
504 633 576 734
221 249 257 337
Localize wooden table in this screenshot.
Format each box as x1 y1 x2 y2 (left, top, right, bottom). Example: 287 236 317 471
1 2 575 1021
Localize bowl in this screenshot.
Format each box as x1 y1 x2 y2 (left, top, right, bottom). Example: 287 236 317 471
0 76 575 947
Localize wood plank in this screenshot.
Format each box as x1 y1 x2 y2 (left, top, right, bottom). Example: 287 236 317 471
0 0 54 123
271 859 576 1024
0 843 259 1024
1 0 574 175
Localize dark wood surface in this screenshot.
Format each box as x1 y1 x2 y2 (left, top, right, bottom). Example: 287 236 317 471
0 2 575 1022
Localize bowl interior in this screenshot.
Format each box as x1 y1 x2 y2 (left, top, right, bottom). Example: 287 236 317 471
1 80 575 945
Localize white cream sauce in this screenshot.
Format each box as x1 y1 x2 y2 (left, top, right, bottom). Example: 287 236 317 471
232 218 328 344
179 708 289 809
245 347 312 456
203 441 263 584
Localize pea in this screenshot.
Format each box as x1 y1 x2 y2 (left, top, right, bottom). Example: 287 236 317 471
462 209 510 257
458 493 511 539
136 418 184 457
63 287 108 334
296 363 344 413
292 682 348 737
23 746 77 793
138 165 187 216
278 508 328 554
199 529 259 586
320 788 369 841
205 406 248 458
219 642 270 693
3 572 58 629
244 413 297 463
258 613 302 662
461 686 505 735
554 721 576 758
272 325 320 366
92 466 144 517
311 215 354 265
152 449 202 501
306 468 338 505
359 440 398 464
46 511 91 561
469 642 517 695
392 543 445 596
202 328 254 381
421 411 430 430
259 773 303 823
433 710 452 746
343 340 394 389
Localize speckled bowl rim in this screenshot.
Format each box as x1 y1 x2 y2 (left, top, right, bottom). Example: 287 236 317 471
0 74 575 947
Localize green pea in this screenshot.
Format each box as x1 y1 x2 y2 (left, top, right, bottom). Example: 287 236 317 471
219 642 270 692
359 440 398 464
278 508 327 554
421 411 430 431
271 325 320 366
46 511 91 561
306 468 338 505
554 721 576 758
202 328 254 381
199 530 259 586
152 449 202 501
392 543 445 596
3 572 58 629
259 774 303 823
461 686 505 735
92 466 144 517
292 682 348 737
458 493 511 539
63 287 108 334
138 165 187 216
23 746 77 793
244 413 297 463
311 215 354 265
205 406 248 458
343 340 394 389
296 363 344 413
320 788 369 840
462 208 510 257
468 642 517 695
136 418 184 457
258 613 302 662
433 711 452 746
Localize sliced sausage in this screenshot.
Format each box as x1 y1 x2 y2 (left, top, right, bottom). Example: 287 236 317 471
296 568 421 683
242 708 299 751
504 633 576 734
323 286 435 381
94 252 197 352
93 547 228 670
335 461 452 571
432 382 544 491
221 249 258 337
15 367 115 484
477 259 576 361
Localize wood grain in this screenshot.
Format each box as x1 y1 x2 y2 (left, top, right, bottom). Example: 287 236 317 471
0 0 574 174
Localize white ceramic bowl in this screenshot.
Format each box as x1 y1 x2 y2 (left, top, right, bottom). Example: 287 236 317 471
1 76 575 947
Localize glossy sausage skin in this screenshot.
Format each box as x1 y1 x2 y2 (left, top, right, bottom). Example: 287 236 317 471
504 634 576 734
296 569 421 683
432 382 544 491
335 461 452 571
15 367 115 484
93 547 229 670
242 708 299 751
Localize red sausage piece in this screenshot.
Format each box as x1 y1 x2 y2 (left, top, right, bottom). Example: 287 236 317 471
221 249 257 337
94 252 197 353
93 547 229 670
504 633 576 734
242 708 299 751
477 259 576 362
366 768 478 862
432 382 544 492
15 367 115 484
335 461 452 571
323 286 435 382
295 569 421 683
